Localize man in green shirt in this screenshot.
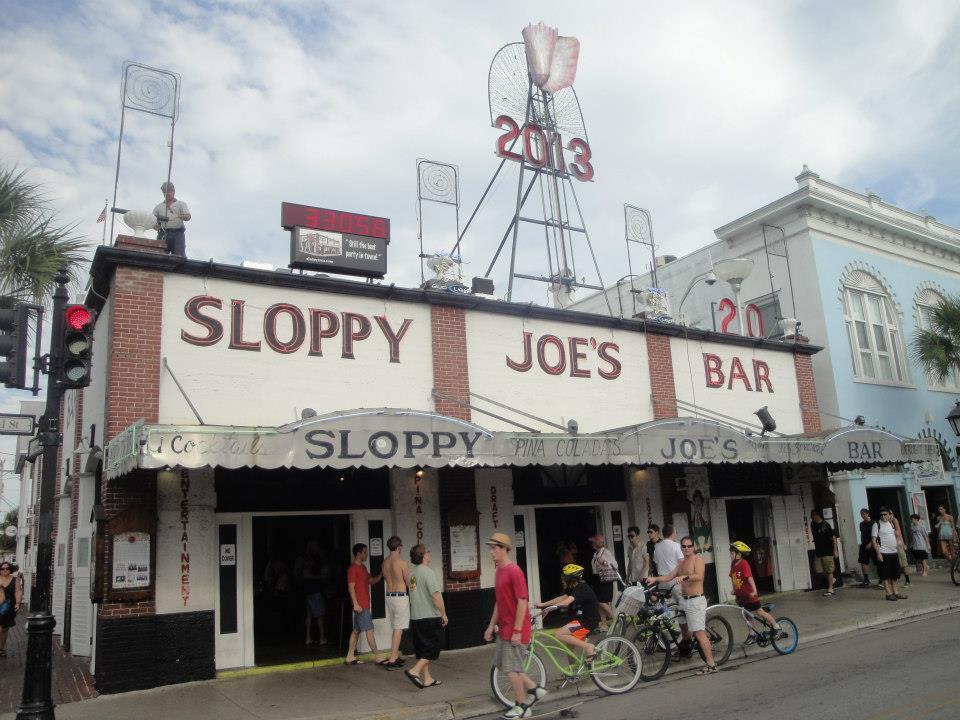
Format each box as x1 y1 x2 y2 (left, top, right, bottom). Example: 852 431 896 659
404 544 447 689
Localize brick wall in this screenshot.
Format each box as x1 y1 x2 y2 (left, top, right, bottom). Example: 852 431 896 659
646 331 678 419
794 353 821 434
430 305 471 421
96 264 164 626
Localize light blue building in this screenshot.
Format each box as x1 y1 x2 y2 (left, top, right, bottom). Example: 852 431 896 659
574 167 960 572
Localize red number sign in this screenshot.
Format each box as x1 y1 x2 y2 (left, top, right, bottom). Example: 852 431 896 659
718 299 764 337
493 115 594 181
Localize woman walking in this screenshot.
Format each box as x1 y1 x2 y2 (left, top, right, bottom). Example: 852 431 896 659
934 505 958 561
0 561 22 656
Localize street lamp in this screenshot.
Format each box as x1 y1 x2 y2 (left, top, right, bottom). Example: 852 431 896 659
713 257 754 336
946 400 960 437
676 270 718 324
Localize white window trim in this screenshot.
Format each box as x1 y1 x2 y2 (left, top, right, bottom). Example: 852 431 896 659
842 283 913 388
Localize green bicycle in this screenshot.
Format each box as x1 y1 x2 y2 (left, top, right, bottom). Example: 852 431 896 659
490 607 643 706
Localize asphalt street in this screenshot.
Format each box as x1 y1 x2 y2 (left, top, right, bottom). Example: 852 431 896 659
518 610 960 720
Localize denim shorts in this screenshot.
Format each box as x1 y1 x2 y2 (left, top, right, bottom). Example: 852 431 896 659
353 608 374 632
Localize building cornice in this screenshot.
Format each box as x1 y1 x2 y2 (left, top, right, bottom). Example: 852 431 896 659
715 172 960 261
86 245 821 356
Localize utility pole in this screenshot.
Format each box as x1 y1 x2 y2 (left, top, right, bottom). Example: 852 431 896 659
17 267 68 720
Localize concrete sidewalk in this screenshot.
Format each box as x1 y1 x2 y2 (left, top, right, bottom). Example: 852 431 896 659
5 569 958 720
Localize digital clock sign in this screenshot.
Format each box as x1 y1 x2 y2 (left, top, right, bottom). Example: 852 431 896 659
281 202 390 240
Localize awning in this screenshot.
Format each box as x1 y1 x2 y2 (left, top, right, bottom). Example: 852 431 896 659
105 409 941 479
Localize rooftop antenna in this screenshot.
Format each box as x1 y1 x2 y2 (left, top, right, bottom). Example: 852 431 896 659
416 160 463 289
457 24 612 314
623 204 658 317
109 61 181 244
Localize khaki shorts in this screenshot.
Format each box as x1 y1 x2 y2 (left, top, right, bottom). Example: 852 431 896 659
494 636 530 674
680 595 707 632
814 555 836 575
385 595 410 630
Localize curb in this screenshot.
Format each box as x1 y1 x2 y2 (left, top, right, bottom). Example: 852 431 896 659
396 598 960 720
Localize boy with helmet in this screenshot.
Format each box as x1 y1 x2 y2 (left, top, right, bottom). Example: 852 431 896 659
729 541 780 636
534 564 600 660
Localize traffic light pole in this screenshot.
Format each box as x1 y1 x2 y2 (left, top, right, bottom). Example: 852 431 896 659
17 268 69 720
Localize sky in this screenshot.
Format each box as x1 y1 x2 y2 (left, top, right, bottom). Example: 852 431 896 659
1 0 959 505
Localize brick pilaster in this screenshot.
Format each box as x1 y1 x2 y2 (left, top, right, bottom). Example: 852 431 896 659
430 305 471 421
646 331 678 419
794 353 821 434
99 266 164 622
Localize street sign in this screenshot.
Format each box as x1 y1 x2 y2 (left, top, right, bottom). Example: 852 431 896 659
0 413 35 436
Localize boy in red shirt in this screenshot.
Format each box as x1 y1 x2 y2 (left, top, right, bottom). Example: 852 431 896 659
729 541 780 637
345 543 385 665
483 533 545 719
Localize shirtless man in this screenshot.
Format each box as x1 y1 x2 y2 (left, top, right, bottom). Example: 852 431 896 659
647 535 717 675
380 535 410 668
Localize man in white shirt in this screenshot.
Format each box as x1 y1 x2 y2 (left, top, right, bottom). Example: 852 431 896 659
153 181 191 257
652 524 684 601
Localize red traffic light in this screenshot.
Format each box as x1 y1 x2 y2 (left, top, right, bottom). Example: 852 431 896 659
64 305 93 331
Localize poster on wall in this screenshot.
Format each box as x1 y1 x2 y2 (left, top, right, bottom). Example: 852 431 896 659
112 532 151 589
449 524 479 572
685 468 712 563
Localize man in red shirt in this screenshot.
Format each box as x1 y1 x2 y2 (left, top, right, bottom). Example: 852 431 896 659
728 541 780 637
345 543 385 665
483 533 545 719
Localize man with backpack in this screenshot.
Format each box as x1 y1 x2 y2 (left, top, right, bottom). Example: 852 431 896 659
872 507 907 602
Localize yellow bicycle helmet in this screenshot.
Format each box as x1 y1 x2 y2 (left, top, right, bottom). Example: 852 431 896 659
561 563 585 579
730 541 752 554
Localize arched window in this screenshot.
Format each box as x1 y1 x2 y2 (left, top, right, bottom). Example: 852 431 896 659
841 270 909 384
915 287 960 390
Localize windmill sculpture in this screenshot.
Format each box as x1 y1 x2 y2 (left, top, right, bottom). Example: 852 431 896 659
457 23 612 314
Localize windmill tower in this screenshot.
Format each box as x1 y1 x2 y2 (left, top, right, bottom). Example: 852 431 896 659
464 24 611 314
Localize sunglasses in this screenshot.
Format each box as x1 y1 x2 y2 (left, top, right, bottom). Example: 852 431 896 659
681 544 694 549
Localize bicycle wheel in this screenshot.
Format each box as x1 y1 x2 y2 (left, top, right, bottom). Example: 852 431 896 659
771 616 799 655
490 652 547 708
590 636 642 694
697 614 733 666
607 614 628 638
632 623 672 681
952 557 960 586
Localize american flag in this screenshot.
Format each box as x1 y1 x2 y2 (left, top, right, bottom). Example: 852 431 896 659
96 206 107 223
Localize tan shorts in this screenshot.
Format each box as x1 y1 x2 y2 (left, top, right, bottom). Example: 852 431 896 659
814 555 835 575
385 595 410 630
494 636 530 674
680 595 707 632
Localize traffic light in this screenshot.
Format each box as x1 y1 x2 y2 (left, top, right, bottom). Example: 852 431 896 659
60 304 95 388
0 298 29 389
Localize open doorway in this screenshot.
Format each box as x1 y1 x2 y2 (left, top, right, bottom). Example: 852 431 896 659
534 506 599 624
725 498 775 594
923 486 958 558
252 514 351 666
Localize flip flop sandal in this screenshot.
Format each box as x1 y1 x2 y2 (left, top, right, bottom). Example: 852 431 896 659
422 680 442 688
376 659 393 666
343 659 365 665
885 594 898 601
404 670 425 689
696 664 717 675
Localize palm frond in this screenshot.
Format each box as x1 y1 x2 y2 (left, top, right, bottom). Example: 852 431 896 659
911 294 960 383
0 166 43 227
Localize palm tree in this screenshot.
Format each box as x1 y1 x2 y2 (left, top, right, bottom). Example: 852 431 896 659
911 295 960 383
0 165 89 303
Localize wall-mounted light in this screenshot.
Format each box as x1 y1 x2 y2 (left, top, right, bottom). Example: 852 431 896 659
301 408 317 419
415 468 425 479
755 406 777 436
947 400 960 437
854 415 866 426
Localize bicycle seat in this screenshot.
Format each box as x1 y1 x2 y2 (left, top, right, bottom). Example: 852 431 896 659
761 603 775 612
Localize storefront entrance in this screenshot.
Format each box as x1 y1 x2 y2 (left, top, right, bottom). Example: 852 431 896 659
724 498 775 594
252 514 351 666
923 486 958 557
533 506 601 615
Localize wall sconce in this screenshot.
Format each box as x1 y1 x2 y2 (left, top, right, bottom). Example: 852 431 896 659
947 400 960 437
157 468 180 492
755 406 777 436
854 415 866 426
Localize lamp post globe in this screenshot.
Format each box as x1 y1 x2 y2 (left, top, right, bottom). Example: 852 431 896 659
946 400 960 437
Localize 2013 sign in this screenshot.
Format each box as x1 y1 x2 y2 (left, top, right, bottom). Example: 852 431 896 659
494 115 594 181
